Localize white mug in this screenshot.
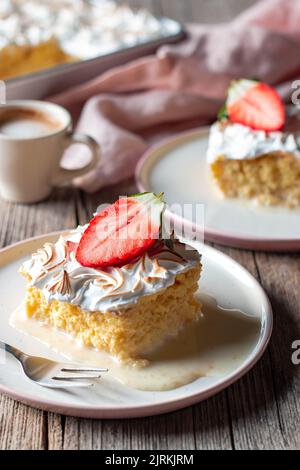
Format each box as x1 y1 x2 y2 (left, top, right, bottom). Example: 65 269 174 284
0 100 100 203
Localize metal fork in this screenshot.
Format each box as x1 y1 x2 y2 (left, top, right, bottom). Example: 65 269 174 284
1 341 108 388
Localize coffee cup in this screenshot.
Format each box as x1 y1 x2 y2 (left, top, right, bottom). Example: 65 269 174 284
0 100 100 203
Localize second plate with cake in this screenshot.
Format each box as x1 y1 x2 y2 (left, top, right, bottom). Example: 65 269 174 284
136 79 300 251
136 129 300 251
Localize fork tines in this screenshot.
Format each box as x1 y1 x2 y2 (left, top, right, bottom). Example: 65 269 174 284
61 367 108 373
52 375 102 381
52 366 108 382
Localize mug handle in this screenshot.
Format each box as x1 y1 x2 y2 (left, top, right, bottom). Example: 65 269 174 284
52 130 100 187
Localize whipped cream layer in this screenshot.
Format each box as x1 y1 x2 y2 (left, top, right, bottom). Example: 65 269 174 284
207 121 300 163
21 228 200 313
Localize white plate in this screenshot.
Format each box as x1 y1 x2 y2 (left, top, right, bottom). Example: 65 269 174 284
0 232 272 419
136 128 300 251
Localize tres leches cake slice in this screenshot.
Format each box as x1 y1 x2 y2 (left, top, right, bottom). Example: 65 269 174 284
207 79 300 207
20 193 202 364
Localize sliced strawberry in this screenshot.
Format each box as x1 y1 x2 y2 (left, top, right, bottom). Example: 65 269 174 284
226 79 285 131
75 193 165 268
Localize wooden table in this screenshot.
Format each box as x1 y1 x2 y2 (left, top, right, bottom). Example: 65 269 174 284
1 0 299 451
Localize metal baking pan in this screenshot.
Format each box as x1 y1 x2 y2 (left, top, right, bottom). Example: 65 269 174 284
1 1 184 100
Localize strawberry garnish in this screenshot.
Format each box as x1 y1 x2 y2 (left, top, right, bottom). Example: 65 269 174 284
75 193 165 268
222 79 285 131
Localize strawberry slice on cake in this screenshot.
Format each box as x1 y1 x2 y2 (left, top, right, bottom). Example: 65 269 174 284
207 79 300 207
76 192 165 268
226 79 285 131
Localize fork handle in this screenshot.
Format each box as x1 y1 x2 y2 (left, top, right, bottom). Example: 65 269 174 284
0 341 25 361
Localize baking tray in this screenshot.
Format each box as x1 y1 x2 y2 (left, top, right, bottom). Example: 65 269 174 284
4 18 184 100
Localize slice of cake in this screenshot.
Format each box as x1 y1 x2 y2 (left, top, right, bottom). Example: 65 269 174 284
207 79 300 207
20 193 202 364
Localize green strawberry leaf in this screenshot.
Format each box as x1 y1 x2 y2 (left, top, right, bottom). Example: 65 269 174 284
218 104 228 121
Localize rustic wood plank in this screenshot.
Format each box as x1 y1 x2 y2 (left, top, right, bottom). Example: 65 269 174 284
0 188 77 247
253 251 300 449
59 394 233 450
47 414 64 450
0 188 79 450
98 410 196 450
227 359 286 450
60 404 231 450
193 393 232 449
0 397 47 450
212 244 287 450
63 417 93 450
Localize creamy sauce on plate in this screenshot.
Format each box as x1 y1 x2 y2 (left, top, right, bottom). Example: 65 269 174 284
10 294 261 391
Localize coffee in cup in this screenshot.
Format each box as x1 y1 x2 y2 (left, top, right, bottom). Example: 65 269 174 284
0 107 62 138
0 100 100 203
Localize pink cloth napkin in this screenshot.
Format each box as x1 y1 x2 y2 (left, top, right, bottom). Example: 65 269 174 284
50 0 300 192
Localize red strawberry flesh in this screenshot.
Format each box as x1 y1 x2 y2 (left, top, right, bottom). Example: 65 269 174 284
75 193 165 268
227 80 285 131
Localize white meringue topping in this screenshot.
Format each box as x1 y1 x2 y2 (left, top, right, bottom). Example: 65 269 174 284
21 227 200 313
207 121 300 163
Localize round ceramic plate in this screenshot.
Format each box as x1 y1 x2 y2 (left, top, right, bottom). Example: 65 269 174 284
0 232 272 418
136 128 300 251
